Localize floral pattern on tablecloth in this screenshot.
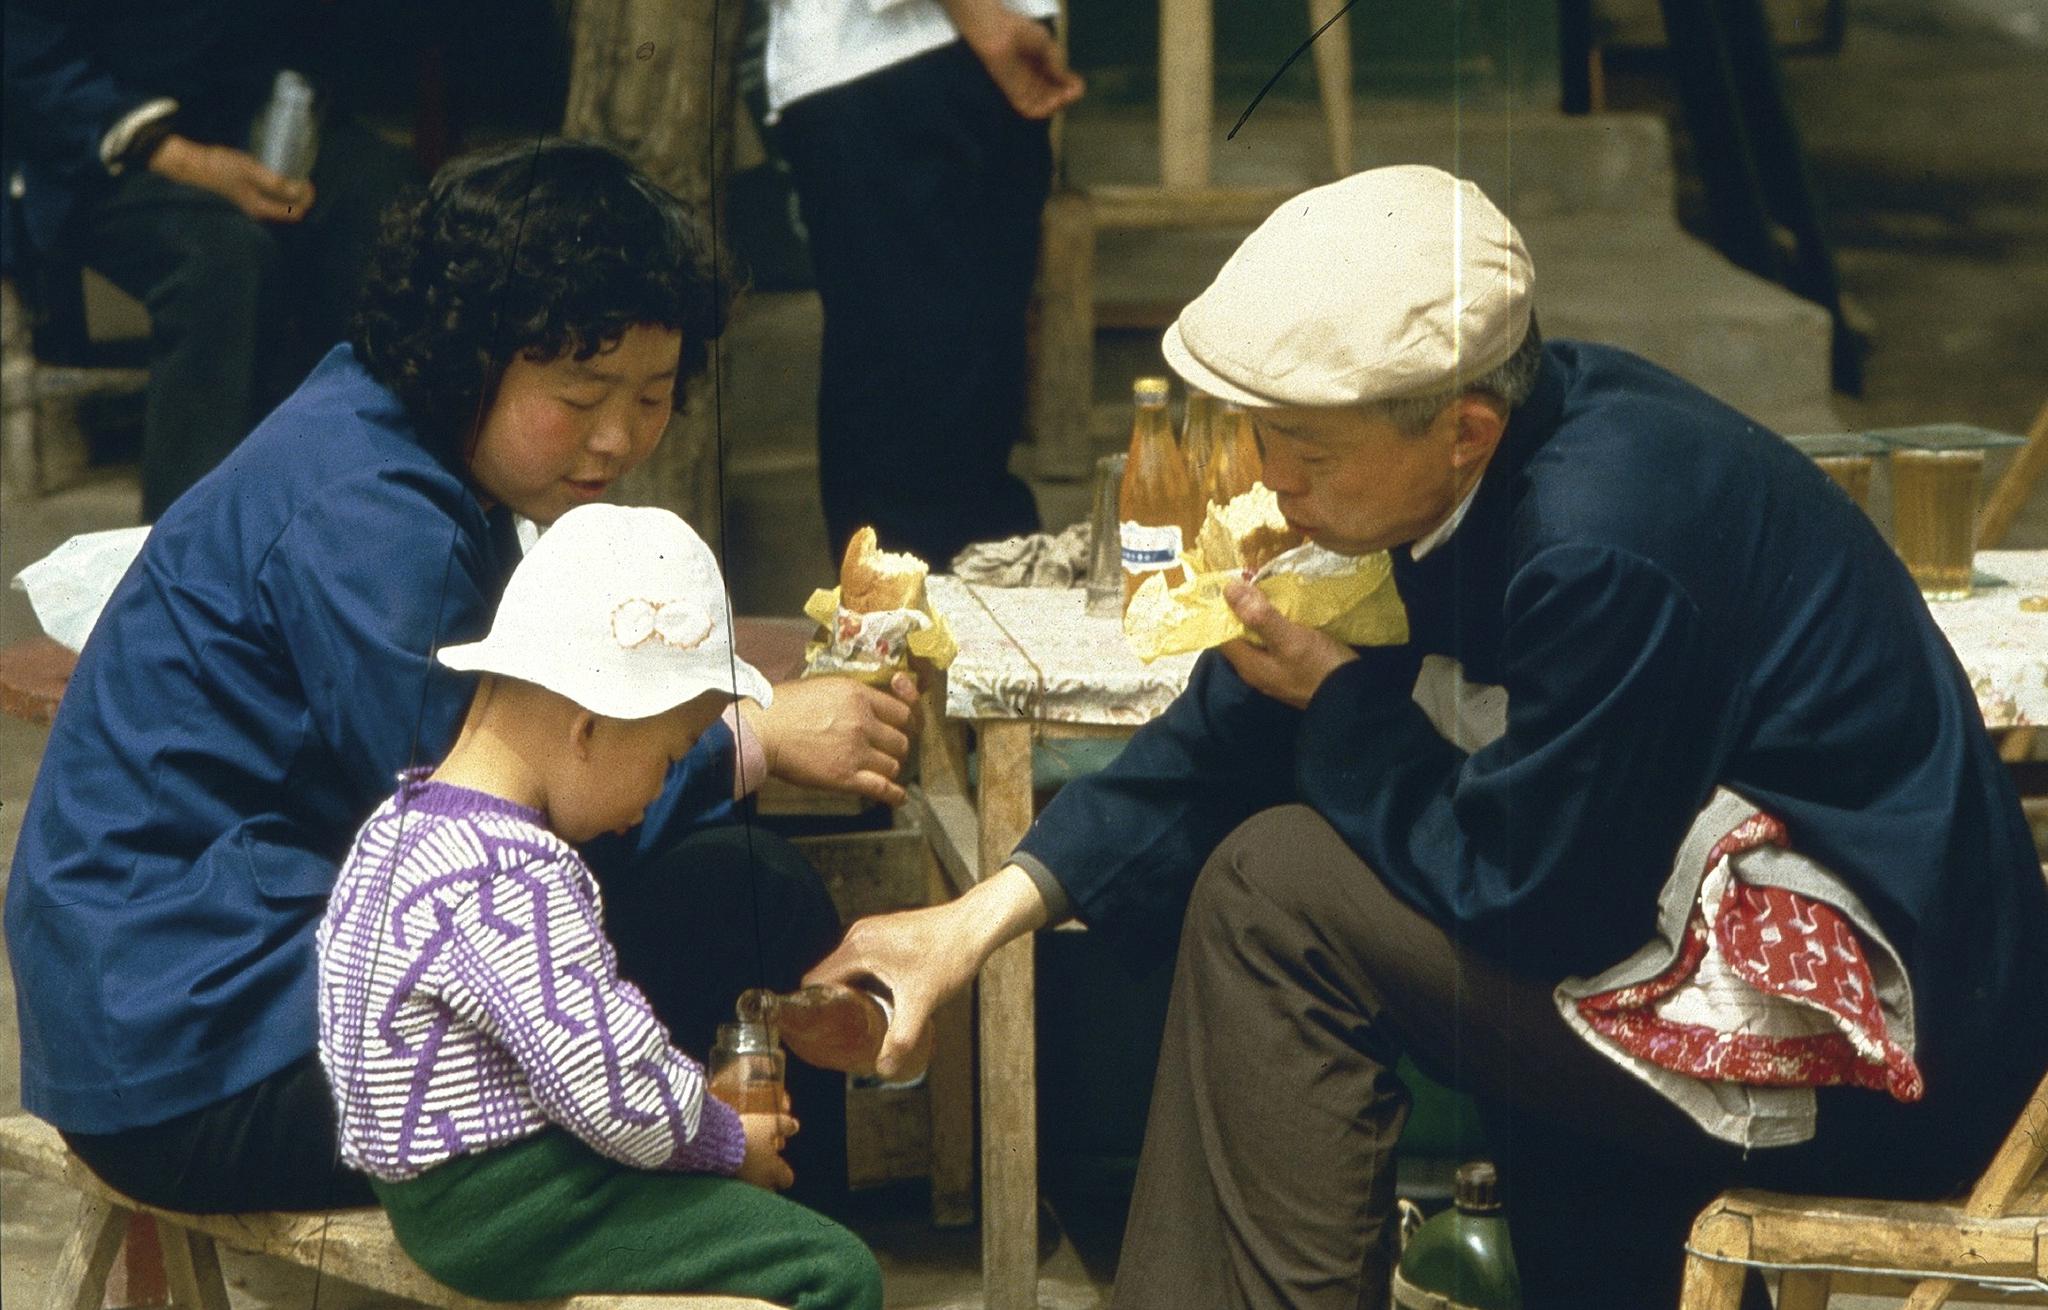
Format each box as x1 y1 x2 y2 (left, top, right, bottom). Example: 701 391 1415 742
926 576 1198 726
928 552 2048 732
1930 552 2048 729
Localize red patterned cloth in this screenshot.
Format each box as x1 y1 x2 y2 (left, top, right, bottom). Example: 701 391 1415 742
1576 813 1923 1101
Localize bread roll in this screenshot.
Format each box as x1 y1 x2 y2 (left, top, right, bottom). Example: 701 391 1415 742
839 526 929 612
1196 484 1302 576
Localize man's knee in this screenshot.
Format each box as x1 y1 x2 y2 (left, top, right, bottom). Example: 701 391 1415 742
147 212 282 332
1187 805 1363 943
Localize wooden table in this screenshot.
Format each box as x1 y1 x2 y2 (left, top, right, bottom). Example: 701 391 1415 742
908 577 1194 1310
911 554 2047 1309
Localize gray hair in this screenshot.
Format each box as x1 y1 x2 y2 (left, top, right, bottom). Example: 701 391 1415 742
1371 313 1545 435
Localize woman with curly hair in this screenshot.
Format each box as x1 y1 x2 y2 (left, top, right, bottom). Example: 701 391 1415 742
5 140 915 1228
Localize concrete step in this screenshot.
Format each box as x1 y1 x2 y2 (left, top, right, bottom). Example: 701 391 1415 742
1060 105 1681 221
1085 209 1840 439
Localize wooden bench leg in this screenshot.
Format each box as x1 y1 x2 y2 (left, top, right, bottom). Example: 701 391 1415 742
45 1196 130 1310
158 1226 231 1310
1678 1254 1749 1310
1777 1268 1831 1310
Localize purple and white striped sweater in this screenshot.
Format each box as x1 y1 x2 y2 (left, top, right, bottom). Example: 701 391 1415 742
316 777 745 1182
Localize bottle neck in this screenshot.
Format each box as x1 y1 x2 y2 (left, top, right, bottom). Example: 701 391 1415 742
1132 402 1173 447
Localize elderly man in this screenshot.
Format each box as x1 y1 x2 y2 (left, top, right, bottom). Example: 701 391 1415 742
812 166 2048 1307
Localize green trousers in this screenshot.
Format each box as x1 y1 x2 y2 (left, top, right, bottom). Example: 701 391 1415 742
372 1129 881 1309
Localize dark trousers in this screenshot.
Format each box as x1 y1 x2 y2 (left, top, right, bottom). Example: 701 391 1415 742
66 115 413 519
1111 806 2018 1310
774 40 1051 570
64 823 847 1215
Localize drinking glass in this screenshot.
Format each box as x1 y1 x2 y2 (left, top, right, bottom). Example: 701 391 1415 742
1888 448 1983 600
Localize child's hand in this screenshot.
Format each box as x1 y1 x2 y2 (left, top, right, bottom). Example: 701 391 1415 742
737 1111 799 1191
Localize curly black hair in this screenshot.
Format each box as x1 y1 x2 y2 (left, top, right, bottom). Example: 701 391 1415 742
351 138 732 460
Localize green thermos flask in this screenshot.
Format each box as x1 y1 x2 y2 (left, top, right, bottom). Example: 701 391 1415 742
1391 1161 1522 1310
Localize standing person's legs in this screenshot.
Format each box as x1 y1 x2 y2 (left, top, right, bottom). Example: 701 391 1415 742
588 823 852 1212
776 42 1048 568
1112 806 1753 1310
70 173 285 520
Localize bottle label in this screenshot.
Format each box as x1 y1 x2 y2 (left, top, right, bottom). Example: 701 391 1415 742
1120 522 1183 574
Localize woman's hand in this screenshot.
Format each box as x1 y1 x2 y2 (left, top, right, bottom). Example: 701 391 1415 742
741 671 919 806
805 864 1049 1079
735 1111 798 1191
1216 579 1359 710
148 136 314 223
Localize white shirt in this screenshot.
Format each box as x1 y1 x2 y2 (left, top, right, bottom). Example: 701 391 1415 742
765 0 1060 120
1408 476 1481 561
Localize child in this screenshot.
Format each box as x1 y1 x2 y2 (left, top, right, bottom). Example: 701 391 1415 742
317 503 882 1309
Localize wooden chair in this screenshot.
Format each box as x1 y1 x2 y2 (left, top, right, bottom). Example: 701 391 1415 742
0 274 149 500
1678 1062 2048 1309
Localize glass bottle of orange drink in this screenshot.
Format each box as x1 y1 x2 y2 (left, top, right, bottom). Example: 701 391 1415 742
736 982 932 1081
1201 401 1264 509
1120 377 1204 611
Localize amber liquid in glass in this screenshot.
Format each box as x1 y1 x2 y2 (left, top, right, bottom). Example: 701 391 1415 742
1889 449 1981 600
709 1021 785 1115
1814 455 1874 511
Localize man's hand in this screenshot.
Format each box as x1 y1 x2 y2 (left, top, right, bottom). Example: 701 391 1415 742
1216 579 1359 710
806 864 1049 1079
735 1111 798 1191
943 0 1085 120
148 136 314 223
742 672 919 806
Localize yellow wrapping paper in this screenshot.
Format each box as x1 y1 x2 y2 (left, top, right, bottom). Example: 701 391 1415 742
1123 547 1408 663
802 586 958 684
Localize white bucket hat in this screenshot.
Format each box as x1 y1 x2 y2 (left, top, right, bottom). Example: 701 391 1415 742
1162 164 1534 409
439 504 772 719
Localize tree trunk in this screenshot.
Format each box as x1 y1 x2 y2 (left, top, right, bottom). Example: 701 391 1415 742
561 0 745 545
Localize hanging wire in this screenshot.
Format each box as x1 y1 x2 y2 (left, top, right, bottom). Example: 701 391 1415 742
1227 0 1359 143
304 8 780 1297
303 133 554 1310
701 0 778 1009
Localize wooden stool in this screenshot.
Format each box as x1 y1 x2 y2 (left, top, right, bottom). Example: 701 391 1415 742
1 276 149 500
1678 1059 2048 1308
1030 0 1356 478
0 1115 775 1310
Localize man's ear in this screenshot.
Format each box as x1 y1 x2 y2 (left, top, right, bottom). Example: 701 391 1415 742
1449 394 1508 470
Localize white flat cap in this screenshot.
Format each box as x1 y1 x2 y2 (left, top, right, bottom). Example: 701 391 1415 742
1162 165 1534 409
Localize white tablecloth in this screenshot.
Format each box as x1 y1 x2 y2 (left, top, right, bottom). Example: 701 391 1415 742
1933 550 2048 729
928 551 2048 731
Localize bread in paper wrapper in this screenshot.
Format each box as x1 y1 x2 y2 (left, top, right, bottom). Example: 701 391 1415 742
802 528 956 682
1124 485 1408 662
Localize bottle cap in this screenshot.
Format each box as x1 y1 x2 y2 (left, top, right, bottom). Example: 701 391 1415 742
1453 1160 1502 1213
1133 377 1170 404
